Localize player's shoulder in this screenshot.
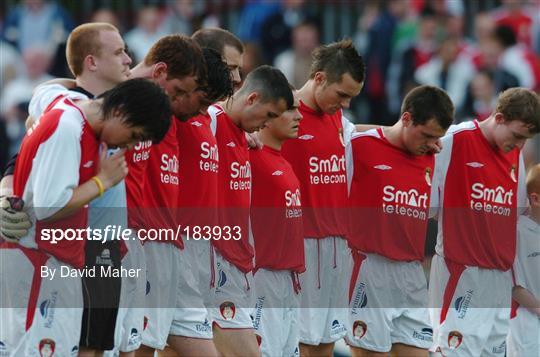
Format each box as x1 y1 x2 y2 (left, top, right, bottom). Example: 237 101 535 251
350 128 381 143
208 104 225 117
50 97 86 134
445 120 477 137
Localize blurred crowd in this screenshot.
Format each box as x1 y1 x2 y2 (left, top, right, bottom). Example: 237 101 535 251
1 0 540 171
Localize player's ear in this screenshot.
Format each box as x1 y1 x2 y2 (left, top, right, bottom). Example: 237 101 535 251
314 71 326 86
529 192 540 208
85 54 97 72
494 112 505 124
246 92 258 105
152 62 168 81
401 112 412 127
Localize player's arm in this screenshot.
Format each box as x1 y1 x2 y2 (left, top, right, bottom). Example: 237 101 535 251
45 147 128 222
512 285 540 317
34 78 77 91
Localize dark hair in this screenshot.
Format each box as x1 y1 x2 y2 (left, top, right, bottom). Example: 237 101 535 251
237 65 294 109
496 87 540 133
309 39 365 84
144 34 207 85
401 85 455 129
201 47 234 103
494 25 517 48
192 28 244 56
99 78 171 143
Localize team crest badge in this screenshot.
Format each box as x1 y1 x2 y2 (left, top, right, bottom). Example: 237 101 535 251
425 167 432 187
352 320 367 339
219 301 236 320
39 338 55 357
510 165 517 183
338 128 345 147
448 331 463 350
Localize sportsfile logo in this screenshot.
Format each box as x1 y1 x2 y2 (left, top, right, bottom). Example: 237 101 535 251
200 141 218 173
160 153 179 185
285 189 302 218
309 154 346 185
382 185 428 220
132 140 152 163
230 161 251 190
470 183 513 216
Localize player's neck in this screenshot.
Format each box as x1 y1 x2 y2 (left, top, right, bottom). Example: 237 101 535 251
297 80 321 113
258 129 283 151
221 97 242 128
130 63 152 79
383 121 407 151
478 116 498 148
77 99 105 135
76 75 114 97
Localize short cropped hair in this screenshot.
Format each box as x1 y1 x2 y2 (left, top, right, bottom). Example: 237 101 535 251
237 65 294 109
496 87 540 133
99 78 171 143
202 47 234 103
66 22 119 77
526 163 540 195
192 28 244 56
401 85 455 129
144 34 206 85
309 39 365 84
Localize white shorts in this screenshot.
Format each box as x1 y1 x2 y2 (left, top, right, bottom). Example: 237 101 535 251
507 307 540 357
429 254 512 357
345 252 432 352
0 247 82 356
252 269 301 357
103 237 146 356
210 250 254 329
182 237 213 309
142 242 211 350
299 237 352 345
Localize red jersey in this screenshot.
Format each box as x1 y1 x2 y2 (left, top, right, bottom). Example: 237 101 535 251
142 118 182 248
210 105 254 273
125 139 153 230
347 129 434 262
281 101 355 239
250 146 305 273
177 113 219 229
431 121 527 270
12 97 99 268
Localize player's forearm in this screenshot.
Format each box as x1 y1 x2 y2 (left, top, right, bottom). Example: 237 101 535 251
33 78 76 93
513 286 540 317
0 175 13 197
44 179 104 222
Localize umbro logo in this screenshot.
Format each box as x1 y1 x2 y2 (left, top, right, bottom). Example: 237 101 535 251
466 162 484 168
83 161 94 168
272 170 283 176
374 165 392 170
298 134 314 140
191 121 202 127
226 142 236 147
